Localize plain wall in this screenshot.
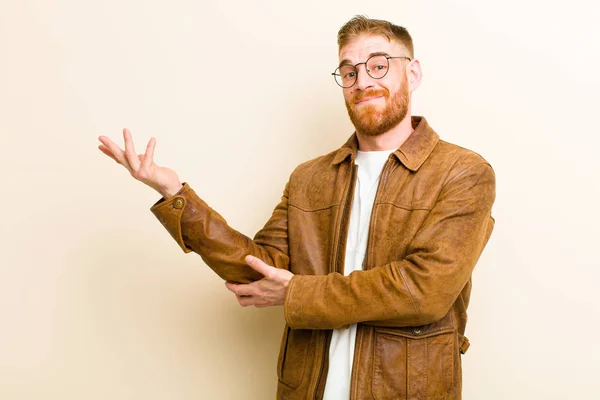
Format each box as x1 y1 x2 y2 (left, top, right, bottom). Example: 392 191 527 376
1 0 599 398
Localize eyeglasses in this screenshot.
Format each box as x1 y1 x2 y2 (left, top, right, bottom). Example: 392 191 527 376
332 54 412 88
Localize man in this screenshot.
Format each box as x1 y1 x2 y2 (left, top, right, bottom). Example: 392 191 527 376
98 16 495 400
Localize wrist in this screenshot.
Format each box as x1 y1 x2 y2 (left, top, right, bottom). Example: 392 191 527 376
159 182 183 199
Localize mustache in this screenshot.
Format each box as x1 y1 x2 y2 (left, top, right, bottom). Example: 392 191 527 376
352 89 389 104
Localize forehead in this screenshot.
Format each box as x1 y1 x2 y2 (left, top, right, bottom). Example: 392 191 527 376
338 35 403 63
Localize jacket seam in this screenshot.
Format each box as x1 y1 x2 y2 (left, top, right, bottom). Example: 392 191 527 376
377 202 432 211
397 265 422 325
288 203 341 212
442 159 491 190
277 378 299 390
376 326 454 337
284 277 298 329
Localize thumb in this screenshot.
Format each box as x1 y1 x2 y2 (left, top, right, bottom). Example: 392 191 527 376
245 255 273 277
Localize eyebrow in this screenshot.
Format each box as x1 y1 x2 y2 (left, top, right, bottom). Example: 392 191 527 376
339 52 390 68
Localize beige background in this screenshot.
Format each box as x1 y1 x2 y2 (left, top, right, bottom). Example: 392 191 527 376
1 0 599 398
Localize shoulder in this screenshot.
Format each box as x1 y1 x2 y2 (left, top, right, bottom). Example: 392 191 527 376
430 138 494 174
433 139 492 168
289 148 341 179
430 140 495 194
415 138 496 192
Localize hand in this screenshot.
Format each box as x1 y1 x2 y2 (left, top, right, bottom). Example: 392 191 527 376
225 255 294 308
98 128 183 198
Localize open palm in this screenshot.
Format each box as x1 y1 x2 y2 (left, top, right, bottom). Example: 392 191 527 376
98 128 182 198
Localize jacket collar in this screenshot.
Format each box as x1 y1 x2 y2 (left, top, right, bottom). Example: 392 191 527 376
332 115 440 172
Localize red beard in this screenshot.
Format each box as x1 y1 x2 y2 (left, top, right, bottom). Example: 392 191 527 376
345 84 409 137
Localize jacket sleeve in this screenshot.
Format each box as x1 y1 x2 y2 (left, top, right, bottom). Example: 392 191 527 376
284 162 496 329
150 181 290 284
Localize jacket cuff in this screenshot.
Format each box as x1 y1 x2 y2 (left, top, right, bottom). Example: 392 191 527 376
284 274 319 329
150 182 193 253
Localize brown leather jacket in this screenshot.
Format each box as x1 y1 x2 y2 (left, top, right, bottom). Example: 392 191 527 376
150 116 496 399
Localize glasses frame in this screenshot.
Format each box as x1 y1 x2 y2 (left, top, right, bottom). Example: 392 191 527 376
332 55 412 88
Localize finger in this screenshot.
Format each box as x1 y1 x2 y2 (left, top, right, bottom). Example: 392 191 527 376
142 137 156 170
98 144 118 163
99 136 131 171
237 294 255 307
224 281 238 293
226 281 258 297
245 255 274 278
98 136 124 158
123 128 141 171
254 302 270 308
98 135 121 149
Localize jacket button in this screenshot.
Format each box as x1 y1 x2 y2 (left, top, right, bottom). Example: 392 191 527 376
173 198 184 209
411 327 422 335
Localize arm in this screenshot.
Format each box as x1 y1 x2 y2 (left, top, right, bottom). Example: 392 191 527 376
97 129 288 284
150 181 291 284
284 162 496 329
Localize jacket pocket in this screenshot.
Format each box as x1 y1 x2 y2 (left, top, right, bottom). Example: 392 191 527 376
371 327 456 400
277 325 311 389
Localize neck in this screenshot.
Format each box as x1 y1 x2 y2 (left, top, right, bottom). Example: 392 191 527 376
356 114 414 152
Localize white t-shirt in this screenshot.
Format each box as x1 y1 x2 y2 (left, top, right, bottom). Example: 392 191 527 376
323 148 395 400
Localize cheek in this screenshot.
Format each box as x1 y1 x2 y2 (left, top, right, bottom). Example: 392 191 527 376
381 70 406 92
342 89 354 103
378 77 395 93
383 81 405 99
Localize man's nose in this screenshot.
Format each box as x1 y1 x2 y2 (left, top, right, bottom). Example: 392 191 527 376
354 64 375 90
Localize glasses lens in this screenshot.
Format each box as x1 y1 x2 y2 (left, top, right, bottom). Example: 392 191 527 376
366 55 389 79
335 65 357 88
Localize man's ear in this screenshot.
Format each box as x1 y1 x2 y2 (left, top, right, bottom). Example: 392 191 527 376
407 59 423 92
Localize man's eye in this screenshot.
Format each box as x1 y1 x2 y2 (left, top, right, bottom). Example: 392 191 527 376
345 72 356 79
374 65 387 71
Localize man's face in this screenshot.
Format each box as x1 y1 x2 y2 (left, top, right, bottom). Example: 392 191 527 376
339 35 411 137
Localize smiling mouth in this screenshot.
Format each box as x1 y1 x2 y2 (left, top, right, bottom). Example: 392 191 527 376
356 95 383 105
